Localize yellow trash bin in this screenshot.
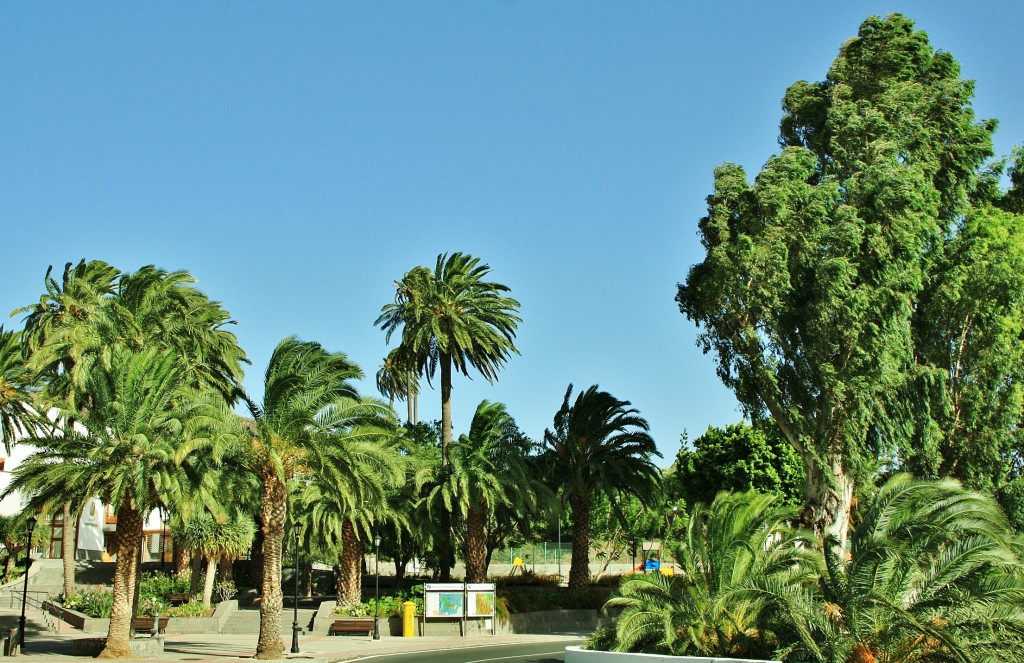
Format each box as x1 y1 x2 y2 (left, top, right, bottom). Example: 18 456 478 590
402 601 416 638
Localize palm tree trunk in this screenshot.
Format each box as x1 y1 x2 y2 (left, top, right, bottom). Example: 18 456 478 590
440 352 452 465
202 555 217 608
172 538 191 577
218 557 233 583
438 508 454 582
337 520 362 606
567 492 592 602
62 502 76 598
189 554 202 596
99 504 143 659
464 507 488 582
406 368 415 425
255 474 286 660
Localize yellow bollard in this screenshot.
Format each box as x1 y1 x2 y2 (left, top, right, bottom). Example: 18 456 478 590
402 601 416 638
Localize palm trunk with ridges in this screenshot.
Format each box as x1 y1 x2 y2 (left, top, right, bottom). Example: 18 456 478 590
61 502 76 598
438 352 454 581
99 504 143 658
567 492 592 602
172 539 191 577
464 507 488 582
255 474 286 660
337 519 362 606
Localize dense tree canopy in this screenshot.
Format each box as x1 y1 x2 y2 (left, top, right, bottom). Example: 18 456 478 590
677 13 998 543
668 423 804 507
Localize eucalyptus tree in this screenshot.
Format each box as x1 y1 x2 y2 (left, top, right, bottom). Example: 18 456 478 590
295 397 403 606
425 400 536 582
677 14 995 543
906 203 1024 522
541 385 661 600
4 348 235 658
239 337 363 660
603 492 818 658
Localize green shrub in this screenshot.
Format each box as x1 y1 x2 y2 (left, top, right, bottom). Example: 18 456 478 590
214 578 236 603
137 596 169 617
166 600 208 618
139 571 191 600
499 570 560 586
335 601 374 617
61 587 113 618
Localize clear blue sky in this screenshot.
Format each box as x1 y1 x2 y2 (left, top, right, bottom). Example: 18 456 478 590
3 2 1021 464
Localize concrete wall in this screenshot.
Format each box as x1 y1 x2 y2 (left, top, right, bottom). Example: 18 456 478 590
565 647 780 663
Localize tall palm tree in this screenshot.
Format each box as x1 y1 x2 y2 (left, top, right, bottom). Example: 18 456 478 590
5 348 232 658
376 252 521 463
239 337 362 660
425 400 535 582
376 347 419 424
793 474 1024 663
14 261 248 605
541 385 661 600
605 491 819 657
377 253 520 580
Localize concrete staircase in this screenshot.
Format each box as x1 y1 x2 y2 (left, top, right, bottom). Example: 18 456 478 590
27 559 65 600
221 606 318 635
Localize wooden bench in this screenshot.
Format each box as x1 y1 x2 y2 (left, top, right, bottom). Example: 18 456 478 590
132 616 169 635
164 592 190 605
328 618 375 636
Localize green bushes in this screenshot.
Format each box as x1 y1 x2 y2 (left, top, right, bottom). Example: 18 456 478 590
590 477 1024 663
61 587 114 618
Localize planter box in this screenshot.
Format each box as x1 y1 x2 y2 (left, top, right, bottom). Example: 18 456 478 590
44 599 238 635
564 646 780 663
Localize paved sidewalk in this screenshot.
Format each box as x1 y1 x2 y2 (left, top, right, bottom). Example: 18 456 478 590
16 629 585 662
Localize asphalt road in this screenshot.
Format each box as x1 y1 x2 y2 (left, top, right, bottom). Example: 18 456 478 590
334 638 584 663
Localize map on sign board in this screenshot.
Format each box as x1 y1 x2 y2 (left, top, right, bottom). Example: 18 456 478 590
424 586 465 618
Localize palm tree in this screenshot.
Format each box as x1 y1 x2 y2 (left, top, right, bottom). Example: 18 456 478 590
5 348 231 658
14 261 248 605
793 474 1024 663
377 253 520 580
0 327 42 451
239 337 362 660
376 347 419 424
376 252 521 463
177 510 256 608
425 400 535 582
605 491 819 657
296 397 403 606
541 385 661 600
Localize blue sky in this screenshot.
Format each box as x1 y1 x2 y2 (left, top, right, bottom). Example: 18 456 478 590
3 2 1021 463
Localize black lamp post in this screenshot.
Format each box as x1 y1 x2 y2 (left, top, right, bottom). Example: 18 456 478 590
291 522 301 654
19 516 37 652
373 533 381 640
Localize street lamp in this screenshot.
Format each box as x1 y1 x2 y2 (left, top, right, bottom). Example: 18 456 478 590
291 522 301 654
373 533 382 640
19 516 36 652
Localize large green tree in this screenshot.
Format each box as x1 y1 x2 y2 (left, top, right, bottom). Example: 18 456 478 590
906 202 1024 526
6 348 232 658
376 252 521 579
239 337 363 659
677 14 994 544
0 328 40 451
669 423 804 507
541 385 661 600
424 400 535 582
